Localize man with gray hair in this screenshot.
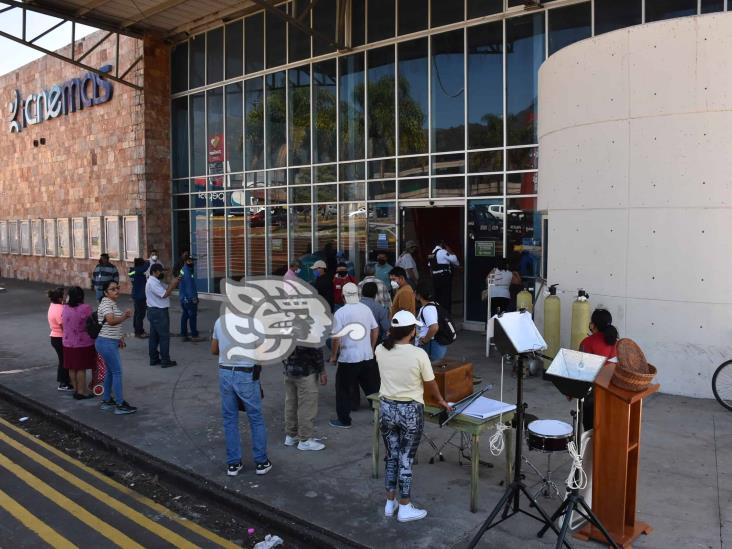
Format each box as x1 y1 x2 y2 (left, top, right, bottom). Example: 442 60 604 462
358 263 391 307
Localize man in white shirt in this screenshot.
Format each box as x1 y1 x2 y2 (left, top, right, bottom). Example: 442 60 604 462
145 264 179 367
429 240 460 313
395 240 419 285
329 283 379 428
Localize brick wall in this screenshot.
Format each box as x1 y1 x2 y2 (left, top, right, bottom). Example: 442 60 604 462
0 32 171 293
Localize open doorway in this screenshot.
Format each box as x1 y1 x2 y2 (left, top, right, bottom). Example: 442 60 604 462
400 204 464 320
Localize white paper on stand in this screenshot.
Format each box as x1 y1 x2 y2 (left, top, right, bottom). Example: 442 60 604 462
494 311 547 353
546 349 606 383
451 396 516 420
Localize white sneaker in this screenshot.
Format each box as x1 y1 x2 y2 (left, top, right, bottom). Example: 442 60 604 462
297 438 325 451
397 503 427 522
284 435 298 447
384 499 399 517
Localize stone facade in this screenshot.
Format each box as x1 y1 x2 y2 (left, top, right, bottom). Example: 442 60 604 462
0 32 171 293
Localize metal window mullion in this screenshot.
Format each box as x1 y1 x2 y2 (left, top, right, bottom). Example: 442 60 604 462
591 0 595 36
502 16 507 260
427 30 432 198
309 62 315 252
641 0 646 23
463 27 468 203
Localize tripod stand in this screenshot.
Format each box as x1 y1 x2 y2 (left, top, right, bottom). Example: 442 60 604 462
467 354 569 548
536 396 618 549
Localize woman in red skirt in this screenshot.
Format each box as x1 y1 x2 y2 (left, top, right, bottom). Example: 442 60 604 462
62 286 97 399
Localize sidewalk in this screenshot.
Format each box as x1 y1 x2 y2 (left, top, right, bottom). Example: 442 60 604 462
0 278 727 548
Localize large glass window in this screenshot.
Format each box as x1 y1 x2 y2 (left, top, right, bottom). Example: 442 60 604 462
467 0 502 19
269 207 289 274
506 13 545 146
340 203 367 276
367 202 396 264
266 8 287 68
207 28 224 84
289 66 311 167
313 0 337 56
352 0 365 46
507 196 541 281
398 39 428 155
290 1 311 63
339 53 365 161
549 3 591 56
398 0 427 35
314 205 338 267
368 0 395 43
190 93 205 176
225 21 243 79
245 78 264 171
171 43 188 93
225 83 243 174
702 0 724 13
172 97 189 179
367 46 396 158
595 0 641 35
266 71 287 169
313 60 337 163
189 34 205 88
431 2 463 27
431 30 465 153
246 207 267 275
191 209 209 292
645 0 696 22
209 209 226 292
245 14 264 74
466 199 503 322
290 206 313 280
468 21 503 150
227 208 245 281
207 88 224 176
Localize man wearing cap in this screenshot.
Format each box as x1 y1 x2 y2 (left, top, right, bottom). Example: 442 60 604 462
145 264 180 367
178 255 203 342
396 241 419 286
328 282 379 429
311 259 334 311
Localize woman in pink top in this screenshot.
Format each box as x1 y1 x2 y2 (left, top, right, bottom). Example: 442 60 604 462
47 288 72 391
62 286 97 399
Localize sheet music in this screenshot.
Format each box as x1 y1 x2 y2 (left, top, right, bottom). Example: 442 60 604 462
452 397 516 420
496 311 547 353
547 349 606 382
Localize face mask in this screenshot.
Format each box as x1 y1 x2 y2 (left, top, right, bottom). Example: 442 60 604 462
337 272 347 278
390 280 399 290
151 255 158 262
157 273 165 280
295 268 301 274
313 270 320 279
377 259 386 265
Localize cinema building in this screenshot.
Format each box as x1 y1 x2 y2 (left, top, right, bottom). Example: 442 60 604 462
1 1 730 397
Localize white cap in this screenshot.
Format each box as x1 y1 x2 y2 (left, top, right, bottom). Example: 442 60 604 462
391 310 423 328
311 260 327 270
342 282 360 304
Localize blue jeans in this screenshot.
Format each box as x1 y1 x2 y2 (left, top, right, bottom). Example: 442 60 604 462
95 337 124 403
147 307 171 362
219 369 268 466
422 340 447 361
180 300 199 337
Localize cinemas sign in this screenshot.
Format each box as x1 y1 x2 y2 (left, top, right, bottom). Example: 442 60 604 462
7 65 114 133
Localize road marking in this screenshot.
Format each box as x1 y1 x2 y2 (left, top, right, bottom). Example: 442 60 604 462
0 430 202 549
0 417 239 549
0 487 77 549
0 452 144 549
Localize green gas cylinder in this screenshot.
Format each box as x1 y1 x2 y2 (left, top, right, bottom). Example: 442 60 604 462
570 289 591 351
516 287 533 313
543 284 561 368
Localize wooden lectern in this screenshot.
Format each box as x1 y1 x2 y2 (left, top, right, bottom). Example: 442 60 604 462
577 363 659 548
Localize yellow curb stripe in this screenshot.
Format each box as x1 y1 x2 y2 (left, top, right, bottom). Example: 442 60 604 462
0 431 200 549
0 487 77 549
0 451 144 549
0 416 238 549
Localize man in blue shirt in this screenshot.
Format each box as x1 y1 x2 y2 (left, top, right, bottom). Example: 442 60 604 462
128 257 150 338
178 256 202 342
374 253 393 288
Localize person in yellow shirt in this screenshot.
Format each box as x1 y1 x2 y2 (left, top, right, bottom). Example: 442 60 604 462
375 310 451 523
388 267 415 317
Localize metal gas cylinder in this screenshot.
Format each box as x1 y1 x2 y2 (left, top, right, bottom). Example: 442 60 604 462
570 289 591 351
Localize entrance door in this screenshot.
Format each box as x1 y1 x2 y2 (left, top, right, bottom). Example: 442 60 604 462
400 204 464 320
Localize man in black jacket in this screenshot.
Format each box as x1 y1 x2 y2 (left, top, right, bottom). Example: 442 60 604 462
310 260 333 311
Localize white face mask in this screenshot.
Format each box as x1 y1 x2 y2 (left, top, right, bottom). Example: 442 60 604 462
390 280 400 290
151 255 158 262
295 268 301 274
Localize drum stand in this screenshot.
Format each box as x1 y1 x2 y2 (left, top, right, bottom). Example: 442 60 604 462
536 397 618 549
467 354 568 549
523 452 563 500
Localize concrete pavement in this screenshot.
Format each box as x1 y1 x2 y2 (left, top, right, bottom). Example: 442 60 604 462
0 278 727 548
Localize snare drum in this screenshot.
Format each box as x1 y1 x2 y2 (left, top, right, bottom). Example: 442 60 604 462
527 419 574 453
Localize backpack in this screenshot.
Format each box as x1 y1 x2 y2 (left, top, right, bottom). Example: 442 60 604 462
421 302 457 346
85 311 106 339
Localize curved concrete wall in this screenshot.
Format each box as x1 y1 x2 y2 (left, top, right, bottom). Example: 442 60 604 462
538 13 732 398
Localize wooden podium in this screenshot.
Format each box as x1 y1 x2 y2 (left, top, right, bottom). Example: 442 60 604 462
577 363 659 548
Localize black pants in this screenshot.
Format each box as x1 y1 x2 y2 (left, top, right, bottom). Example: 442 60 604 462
50 337 69 385
133 298 147 336
336 359 380 426
432 272 453 311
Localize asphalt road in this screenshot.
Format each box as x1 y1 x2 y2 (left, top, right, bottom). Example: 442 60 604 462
0 415 239 549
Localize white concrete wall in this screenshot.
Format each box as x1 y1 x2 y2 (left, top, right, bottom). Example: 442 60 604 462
538 13 732 398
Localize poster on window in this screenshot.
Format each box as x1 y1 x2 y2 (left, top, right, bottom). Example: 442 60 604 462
44 219 56 256
87 217 102 258
9 221 19 254
20 220 31 255
123 216 139 261
0 221 7 253
104 216 120 259
31 219 43 256
57 218 70 258
72 217 87 259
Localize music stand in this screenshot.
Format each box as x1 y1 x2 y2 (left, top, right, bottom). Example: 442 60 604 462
538 350 619 549
467 312 569 549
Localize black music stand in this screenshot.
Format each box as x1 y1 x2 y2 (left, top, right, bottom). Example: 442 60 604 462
467 312 568 549
539 350 619 549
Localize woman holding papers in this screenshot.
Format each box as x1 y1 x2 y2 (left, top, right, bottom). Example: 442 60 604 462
375 310 452 523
